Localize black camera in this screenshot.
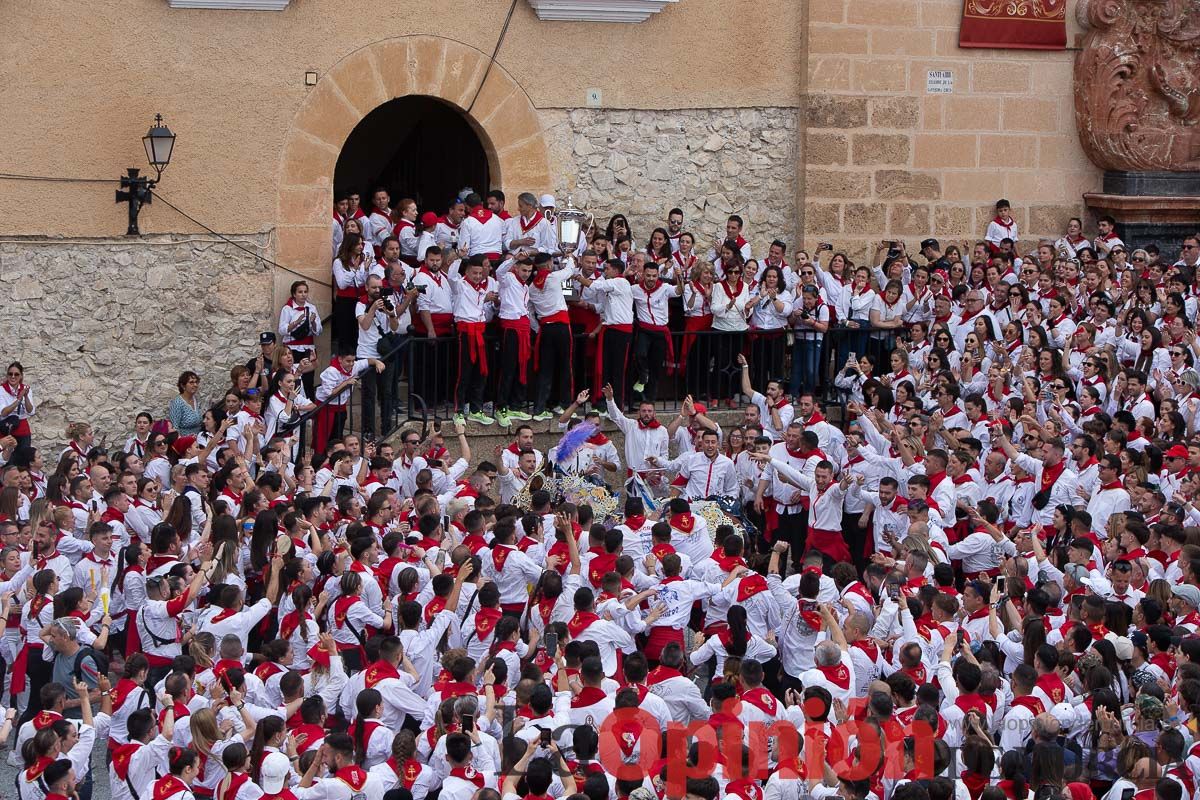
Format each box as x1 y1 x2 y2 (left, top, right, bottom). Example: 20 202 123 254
406 280 427 295
799 309 811 320
378 287 395 312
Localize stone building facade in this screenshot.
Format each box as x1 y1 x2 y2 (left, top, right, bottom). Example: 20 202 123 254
0 0 1106 446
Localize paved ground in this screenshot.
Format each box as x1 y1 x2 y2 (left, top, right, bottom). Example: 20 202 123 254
0 726 111 799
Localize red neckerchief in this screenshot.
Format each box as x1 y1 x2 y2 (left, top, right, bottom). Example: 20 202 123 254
474 606 503 639
520 212 544 233
210 606 239 624
736 573 768 602
739 686 777 716
388 758 423 790
152 775 190 800
586 431 610 445
719 278 744 299
419 266 443 288
711 551 745 573
1011 694 1045 716
334 765 370 792
670 512 695 533
1041 459 1067 492
1035 672 1067 704
532 268 551 290
450 766 485 788
567 611 599 638
364 660 401 688
469 205 493 224
816 661 851 688
571 685 608 708
110 677 142 710
637 416 661 430
647 665 682 685
239 404 262 422
492 543 515 572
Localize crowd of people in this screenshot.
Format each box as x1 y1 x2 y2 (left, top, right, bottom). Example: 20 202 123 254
0 187 1198 800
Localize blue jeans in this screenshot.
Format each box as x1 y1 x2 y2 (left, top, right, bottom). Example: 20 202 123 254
791 338 822 395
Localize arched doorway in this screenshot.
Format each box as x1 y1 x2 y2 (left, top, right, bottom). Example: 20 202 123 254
334 96 491 217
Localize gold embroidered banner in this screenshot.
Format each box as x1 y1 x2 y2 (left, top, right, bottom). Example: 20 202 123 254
960 0 1067 50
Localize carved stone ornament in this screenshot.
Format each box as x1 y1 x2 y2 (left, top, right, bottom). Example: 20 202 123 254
1074 0 1200 171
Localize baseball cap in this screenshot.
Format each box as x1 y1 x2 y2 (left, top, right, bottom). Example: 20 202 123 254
539 194 556 209
420 211 439 228
1107 634 1133 661
1172 584 1200 608
920 238 940 251
260 332 276 345
1165 444 1189 459
259 751 291 794
170 436 196 458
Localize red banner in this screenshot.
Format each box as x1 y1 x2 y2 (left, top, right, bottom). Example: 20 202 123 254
959 0 1067 50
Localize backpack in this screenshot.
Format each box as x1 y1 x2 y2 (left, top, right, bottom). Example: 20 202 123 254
72 646 109 685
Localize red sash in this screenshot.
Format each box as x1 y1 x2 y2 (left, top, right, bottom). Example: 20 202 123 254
500 317 532 383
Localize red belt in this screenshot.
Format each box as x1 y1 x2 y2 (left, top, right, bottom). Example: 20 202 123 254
965 568 1002 580
500 602 526 613
484 252 502 262
594 323 633 395
645 625 684 660
808 527 851 563
416 313 455 337
500 318 532 382
639 322 676 371
535 311 571 369
288 337 315 347
335 287 360 299
458 321 489 376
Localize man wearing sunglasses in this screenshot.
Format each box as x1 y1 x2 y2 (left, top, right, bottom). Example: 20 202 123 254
1174 234 1200 270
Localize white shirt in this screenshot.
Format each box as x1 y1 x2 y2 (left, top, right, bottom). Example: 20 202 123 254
591 277 635 326
355 299 399 359
494 263 532 320
631 283 674 327
413 268 455 316
606 402 670 474
507 212 557 253
458 209 507 256
278 300 322 351
451 276 496 323
529 264 575 319
750 289 794 330
662 451 738 499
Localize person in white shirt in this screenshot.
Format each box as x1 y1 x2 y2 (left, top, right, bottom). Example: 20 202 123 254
491 255 535 426
745 266 793 391
506 192 557 254
457 193 506 261
411 247 457 411
630 263 680 405
654 429 738 500
528 252 577 420
365 188 394 249
1082 454 1130 538
450 256 498 426
985 199 1019 254
604 386 670 490
278 280 323 398
576 258 635 409
1094 214 1124 256
738 354 795 441
356 275 402 438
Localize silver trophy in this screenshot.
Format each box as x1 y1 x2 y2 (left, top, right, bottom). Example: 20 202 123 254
555 196 594 298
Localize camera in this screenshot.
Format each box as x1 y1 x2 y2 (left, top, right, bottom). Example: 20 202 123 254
378 286 395 311
799 309 811 320
405 280 427 295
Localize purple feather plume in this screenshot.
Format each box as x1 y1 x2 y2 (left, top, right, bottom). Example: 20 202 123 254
555 421 598 464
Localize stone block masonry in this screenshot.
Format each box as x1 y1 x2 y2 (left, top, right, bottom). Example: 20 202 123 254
0 234 273 450
542 108 800 257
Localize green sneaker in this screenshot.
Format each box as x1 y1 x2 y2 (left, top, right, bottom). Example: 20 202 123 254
531 410 554 422
551 406 566 416
508 409 532 421
633 381 646 393
452 413 466 426
467 411 495 426
494 409 511 427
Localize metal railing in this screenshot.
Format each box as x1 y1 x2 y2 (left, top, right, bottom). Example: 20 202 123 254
385 322 903 421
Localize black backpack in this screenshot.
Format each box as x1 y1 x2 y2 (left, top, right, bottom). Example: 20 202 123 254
72 646 109 685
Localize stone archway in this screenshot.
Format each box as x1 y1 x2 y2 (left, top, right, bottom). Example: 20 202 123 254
274 35 552 304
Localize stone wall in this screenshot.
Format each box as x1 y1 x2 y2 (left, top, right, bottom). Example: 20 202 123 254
0 235 273 450
804 0 1101 263
543 108 800 254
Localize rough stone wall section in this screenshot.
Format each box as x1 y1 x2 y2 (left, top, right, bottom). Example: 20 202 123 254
0 235 273 451
542 108 800 256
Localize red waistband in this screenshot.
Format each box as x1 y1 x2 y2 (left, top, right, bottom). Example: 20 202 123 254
500 318 531 331
287 337 315 347
605 323 634 333
541 311 571 326
640 323 670 333
336 287 360 299
417 313 455 337
501 602 527 613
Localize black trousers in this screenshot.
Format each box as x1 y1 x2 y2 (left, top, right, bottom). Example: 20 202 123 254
360 358 395 435
413 336 454 411
534 322 573 413
454 332 488 413
844 509 868 574
497 328 528 411
714 331 744 401
776 508 807 574
601 328 632 409
18 650 54 725
633 329 668 404
750 331 786 390
332 297 359 351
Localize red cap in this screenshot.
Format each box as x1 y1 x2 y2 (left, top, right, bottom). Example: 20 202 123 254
692 402 707 416
420 211 439 228
1166 444 1189 459
170 436 196 457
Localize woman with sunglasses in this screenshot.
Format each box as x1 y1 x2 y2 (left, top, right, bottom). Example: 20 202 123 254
993 284 1029 330
711 253 751 403
0 363 36 449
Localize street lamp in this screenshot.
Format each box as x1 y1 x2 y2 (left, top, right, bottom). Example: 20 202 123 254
115 114 176 235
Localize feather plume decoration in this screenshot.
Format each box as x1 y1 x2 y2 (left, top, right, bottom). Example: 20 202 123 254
555 421 598 465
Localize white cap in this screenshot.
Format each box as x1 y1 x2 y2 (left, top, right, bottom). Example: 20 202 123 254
539 194 556 209
259 752 291 794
